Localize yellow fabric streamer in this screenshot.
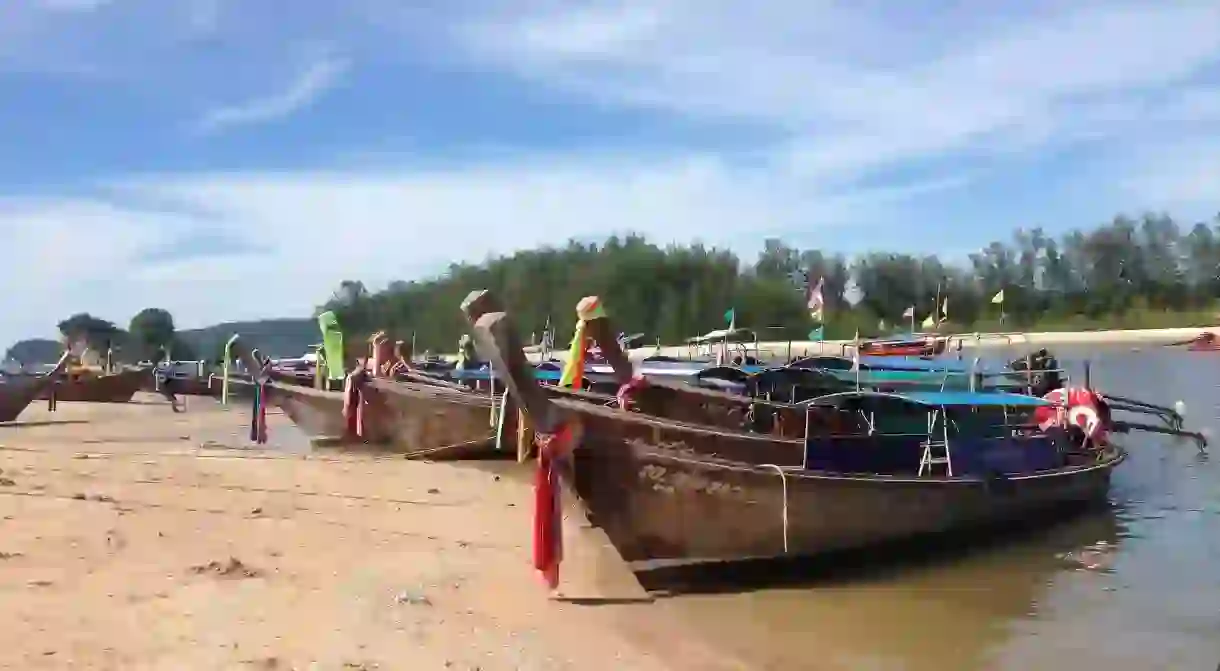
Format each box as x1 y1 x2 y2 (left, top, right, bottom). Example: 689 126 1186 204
561 296 608 389
559 320 587 389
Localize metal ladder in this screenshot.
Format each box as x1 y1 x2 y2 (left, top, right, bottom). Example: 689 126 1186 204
918 407 953 476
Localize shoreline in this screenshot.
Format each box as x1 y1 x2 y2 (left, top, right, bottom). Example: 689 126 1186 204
518 325 1219 363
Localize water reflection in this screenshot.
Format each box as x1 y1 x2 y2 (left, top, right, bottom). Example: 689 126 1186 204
653 507 1123 670
659 347 1220 670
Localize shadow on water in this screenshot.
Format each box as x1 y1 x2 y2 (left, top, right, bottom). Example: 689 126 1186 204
635 501 1123 598
650 347 1220 671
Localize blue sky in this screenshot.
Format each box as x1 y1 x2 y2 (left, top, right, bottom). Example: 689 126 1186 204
1 0 1219 349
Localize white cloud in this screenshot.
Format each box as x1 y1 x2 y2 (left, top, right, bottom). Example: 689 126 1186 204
456 1 1220 175
0 146 968 348
1121 139 1220 212
194 54 349 133
36 0 112 12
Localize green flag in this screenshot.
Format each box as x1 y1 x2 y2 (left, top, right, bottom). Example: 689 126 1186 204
317 311 346 381
724 308 736 329
808 326 824 342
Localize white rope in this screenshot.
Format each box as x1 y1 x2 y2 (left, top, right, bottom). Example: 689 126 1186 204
494 389 510 452
761 463 789 553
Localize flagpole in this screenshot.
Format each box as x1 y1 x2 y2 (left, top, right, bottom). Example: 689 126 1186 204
933 282 941 332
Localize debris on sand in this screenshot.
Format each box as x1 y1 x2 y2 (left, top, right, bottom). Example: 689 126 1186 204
0 551 23 560
394 589 432 606
0 477 15 487
71 492 117 503
189 557 263 579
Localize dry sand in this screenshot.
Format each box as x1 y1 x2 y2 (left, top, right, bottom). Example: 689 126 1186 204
0 395 741 671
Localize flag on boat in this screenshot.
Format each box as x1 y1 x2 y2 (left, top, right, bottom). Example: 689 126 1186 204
541 316 554 351
991 289 1005 304
807 276 825 322
940 298 948 322
809 326 824 341
921 312 936 328
902 305 915 318
724 307 736 330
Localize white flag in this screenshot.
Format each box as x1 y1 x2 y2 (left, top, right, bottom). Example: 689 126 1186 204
991 290 1005 305
902 305 915 318
807 277 825 322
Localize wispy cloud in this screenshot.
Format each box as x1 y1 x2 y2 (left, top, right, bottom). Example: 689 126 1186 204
456 1 1220 179
194 54 349 133
36 0 112 12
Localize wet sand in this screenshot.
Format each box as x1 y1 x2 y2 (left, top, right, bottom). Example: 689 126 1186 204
0 396 738 671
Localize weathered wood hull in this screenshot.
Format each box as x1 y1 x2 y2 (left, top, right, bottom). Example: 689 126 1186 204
563 404 1124 564
264 379 512 460
369 379 513 459
37 369 146 403
0 375 57 422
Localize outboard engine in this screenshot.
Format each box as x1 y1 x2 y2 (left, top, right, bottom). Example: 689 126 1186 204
1009 348 1064 397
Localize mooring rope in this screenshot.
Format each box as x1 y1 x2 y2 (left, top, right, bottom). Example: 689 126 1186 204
760 462 789 553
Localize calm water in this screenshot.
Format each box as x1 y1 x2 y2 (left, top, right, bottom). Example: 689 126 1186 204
658 345 1220 670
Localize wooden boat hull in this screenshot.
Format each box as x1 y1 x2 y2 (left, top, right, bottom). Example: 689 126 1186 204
0 375 57 422
262 379 513 460
564 404 1123 564
37 369 146 403
173 377 218 396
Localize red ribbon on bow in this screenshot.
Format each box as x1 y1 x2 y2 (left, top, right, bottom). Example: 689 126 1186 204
533 422 577 590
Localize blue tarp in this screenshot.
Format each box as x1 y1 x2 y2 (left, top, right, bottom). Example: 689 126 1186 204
889 390 1052 407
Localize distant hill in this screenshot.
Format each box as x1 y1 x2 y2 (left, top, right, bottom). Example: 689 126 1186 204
3 338 61 365
4 317 319 365
176 318 319 360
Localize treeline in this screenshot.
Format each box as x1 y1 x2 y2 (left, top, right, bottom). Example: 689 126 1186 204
3 309 199 365
318 213 1220 351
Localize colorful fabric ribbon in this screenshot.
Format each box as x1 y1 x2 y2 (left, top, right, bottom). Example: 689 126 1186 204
532 422 577 590
558 297 608 390
616 374 649 410
249 381 268 444
342 371 366 438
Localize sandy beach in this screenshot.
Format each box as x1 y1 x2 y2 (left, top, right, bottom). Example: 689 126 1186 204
0 396 740 671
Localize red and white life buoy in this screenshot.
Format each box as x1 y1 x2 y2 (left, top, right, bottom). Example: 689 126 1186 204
1035 387 1109 445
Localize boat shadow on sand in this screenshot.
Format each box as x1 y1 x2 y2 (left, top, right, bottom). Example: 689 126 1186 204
0 419 92 429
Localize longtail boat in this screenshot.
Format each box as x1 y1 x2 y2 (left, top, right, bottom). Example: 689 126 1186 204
0 353 71 422
462 295 1127 579
223 333 516 460
36 366 147 403
858 332 948 357
1167 331 1220 351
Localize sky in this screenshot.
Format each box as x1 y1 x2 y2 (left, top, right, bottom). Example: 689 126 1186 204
1 0 1219 348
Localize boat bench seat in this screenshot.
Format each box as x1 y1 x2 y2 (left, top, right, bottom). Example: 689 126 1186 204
803 433 1065 476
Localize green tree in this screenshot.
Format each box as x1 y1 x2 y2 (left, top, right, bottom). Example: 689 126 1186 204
57 313 122 352
310 211 1220 349
128 308 177 361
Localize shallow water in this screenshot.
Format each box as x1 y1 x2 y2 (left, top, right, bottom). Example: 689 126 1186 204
662 345 1220 670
